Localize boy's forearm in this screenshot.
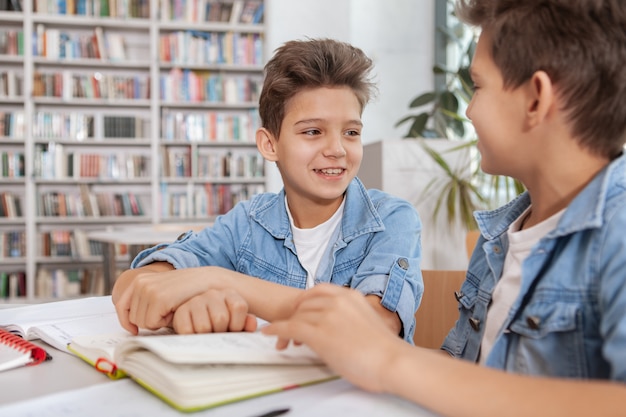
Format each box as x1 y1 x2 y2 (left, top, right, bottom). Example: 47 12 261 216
364 295 402 337
207 267 304 322
383 344 626 417
111 261 174 303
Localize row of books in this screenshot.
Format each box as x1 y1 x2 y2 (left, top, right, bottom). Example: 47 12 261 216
0 231 24 258
161 110 259 142
34 0 149 18
38 189 147 217
0 70 22 98
34 143 150 179
160 68 261 103
198 150 264 178
0 271 25 299
34 25 126 61
40 229 110 258
104 116 149 138
0 192 22 218
4 109 253 141
33 112 94 140
0 111 24 139
160 182 265 218
160 0 263 24
0 0 22 12
0 29 23 56
1 151 25 178
160 147 263 178
36 267 106 298
33 71 150 100
160 31 263 66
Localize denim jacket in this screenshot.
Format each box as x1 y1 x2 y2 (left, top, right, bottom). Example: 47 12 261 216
442 153 626 382
132 177 423 343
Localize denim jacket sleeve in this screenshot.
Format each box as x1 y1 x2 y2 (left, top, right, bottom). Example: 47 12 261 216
131 202 250 269
349 195 423 343
597 204 626 382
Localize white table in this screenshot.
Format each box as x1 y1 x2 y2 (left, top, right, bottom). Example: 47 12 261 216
0 339 439 417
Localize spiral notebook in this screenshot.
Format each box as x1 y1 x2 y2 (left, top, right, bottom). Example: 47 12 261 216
0 328 49 372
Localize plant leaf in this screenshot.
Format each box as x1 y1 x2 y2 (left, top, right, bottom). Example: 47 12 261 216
408 113 429 137
409 92 436 108
439 91 459 113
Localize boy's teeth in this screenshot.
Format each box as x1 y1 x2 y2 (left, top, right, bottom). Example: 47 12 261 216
320 169 342 175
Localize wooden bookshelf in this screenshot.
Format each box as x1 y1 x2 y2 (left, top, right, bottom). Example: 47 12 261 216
0 0 266 301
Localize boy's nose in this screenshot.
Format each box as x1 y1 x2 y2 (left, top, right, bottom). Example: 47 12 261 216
324 136 347 157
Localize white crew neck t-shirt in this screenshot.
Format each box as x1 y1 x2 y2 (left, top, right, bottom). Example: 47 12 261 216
286 197 345 289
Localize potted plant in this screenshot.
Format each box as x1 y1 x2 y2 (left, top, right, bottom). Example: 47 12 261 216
395 4 523 234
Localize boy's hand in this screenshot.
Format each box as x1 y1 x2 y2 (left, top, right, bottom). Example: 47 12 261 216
262 284 400 393
114 266 217 334
172 288 258 334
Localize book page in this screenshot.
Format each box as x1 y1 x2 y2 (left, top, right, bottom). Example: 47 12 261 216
0 296 115 340
69 327 173 362
29 313 127 353
114 331 322 365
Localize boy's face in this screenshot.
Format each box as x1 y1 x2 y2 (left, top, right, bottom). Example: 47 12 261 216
273 86 363 209
466 30 530 177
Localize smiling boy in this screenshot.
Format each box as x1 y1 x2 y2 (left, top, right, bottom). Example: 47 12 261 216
112 38 423 342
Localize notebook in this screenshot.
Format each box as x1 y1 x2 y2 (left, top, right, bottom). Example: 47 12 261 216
0 328 49 372
68 331 337 411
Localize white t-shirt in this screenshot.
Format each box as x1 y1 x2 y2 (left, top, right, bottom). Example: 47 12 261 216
479 207 564 364
286 198 344 289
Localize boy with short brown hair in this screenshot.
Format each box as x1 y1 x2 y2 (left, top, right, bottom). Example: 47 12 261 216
264 1 626 415
112 38 423 342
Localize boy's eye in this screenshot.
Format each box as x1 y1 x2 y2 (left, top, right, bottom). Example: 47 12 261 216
345 129 361 137
303 129 321 136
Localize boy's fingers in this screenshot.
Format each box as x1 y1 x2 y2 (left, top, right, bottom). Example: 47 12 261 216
243 314 258 332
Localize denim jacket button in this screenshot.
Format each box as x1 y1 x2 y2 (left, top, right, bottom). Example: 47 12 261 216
493 246 502 254
469 317 481 331
177 232 186 240
397 258 409 270
454 291 463 301
526 316 541 330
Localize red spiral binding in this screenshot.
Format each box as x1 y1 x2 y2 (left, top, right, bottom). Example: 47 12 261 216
0 329 47 365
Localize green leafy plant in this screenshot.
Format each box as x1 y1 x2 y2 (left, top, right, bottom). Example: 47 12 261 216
395 6 524 231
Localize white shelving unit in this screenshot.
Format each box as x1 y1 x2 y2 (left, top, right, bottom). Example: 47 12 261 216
0 0 266 302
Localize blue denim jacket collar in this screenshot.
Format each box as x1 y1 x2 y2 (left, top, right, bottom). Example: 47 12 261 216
475 153 626 242
249 177 385 244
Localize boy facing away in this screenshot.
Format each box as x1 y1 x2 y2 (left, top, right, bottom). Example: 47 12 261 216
264 1 626 416
112 38 423 342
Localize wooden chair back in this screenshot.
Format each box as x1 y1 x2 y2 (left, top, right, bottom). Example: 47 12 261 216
413 270 466 348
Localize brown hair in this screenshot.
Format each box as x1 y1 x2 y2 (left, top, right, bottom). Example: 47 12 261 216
259 38 377 138
456 0 626 157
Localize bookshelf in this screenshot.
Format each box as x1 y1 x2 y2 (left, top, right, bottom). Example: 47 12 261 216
0 0 266 302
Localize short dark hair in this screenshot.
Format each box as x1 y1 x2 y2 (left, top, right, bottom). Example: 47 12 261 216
259 38 377 138
456 0 626 157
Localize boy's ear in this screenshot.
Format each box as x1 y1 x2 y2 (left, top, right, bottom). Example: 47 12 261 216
526 70 555 128
256 127 279 162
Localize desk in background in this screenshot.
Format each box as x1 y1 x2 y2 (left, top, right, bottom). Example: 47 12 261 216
87 224 206 295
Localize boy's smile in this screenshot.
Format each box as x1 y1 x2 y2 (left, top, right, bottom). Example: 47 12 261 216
264 86 363 226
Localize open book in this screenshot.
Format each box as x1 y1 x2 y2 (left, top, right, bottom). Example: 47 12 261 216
68 331 337 412
0 296 123 353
